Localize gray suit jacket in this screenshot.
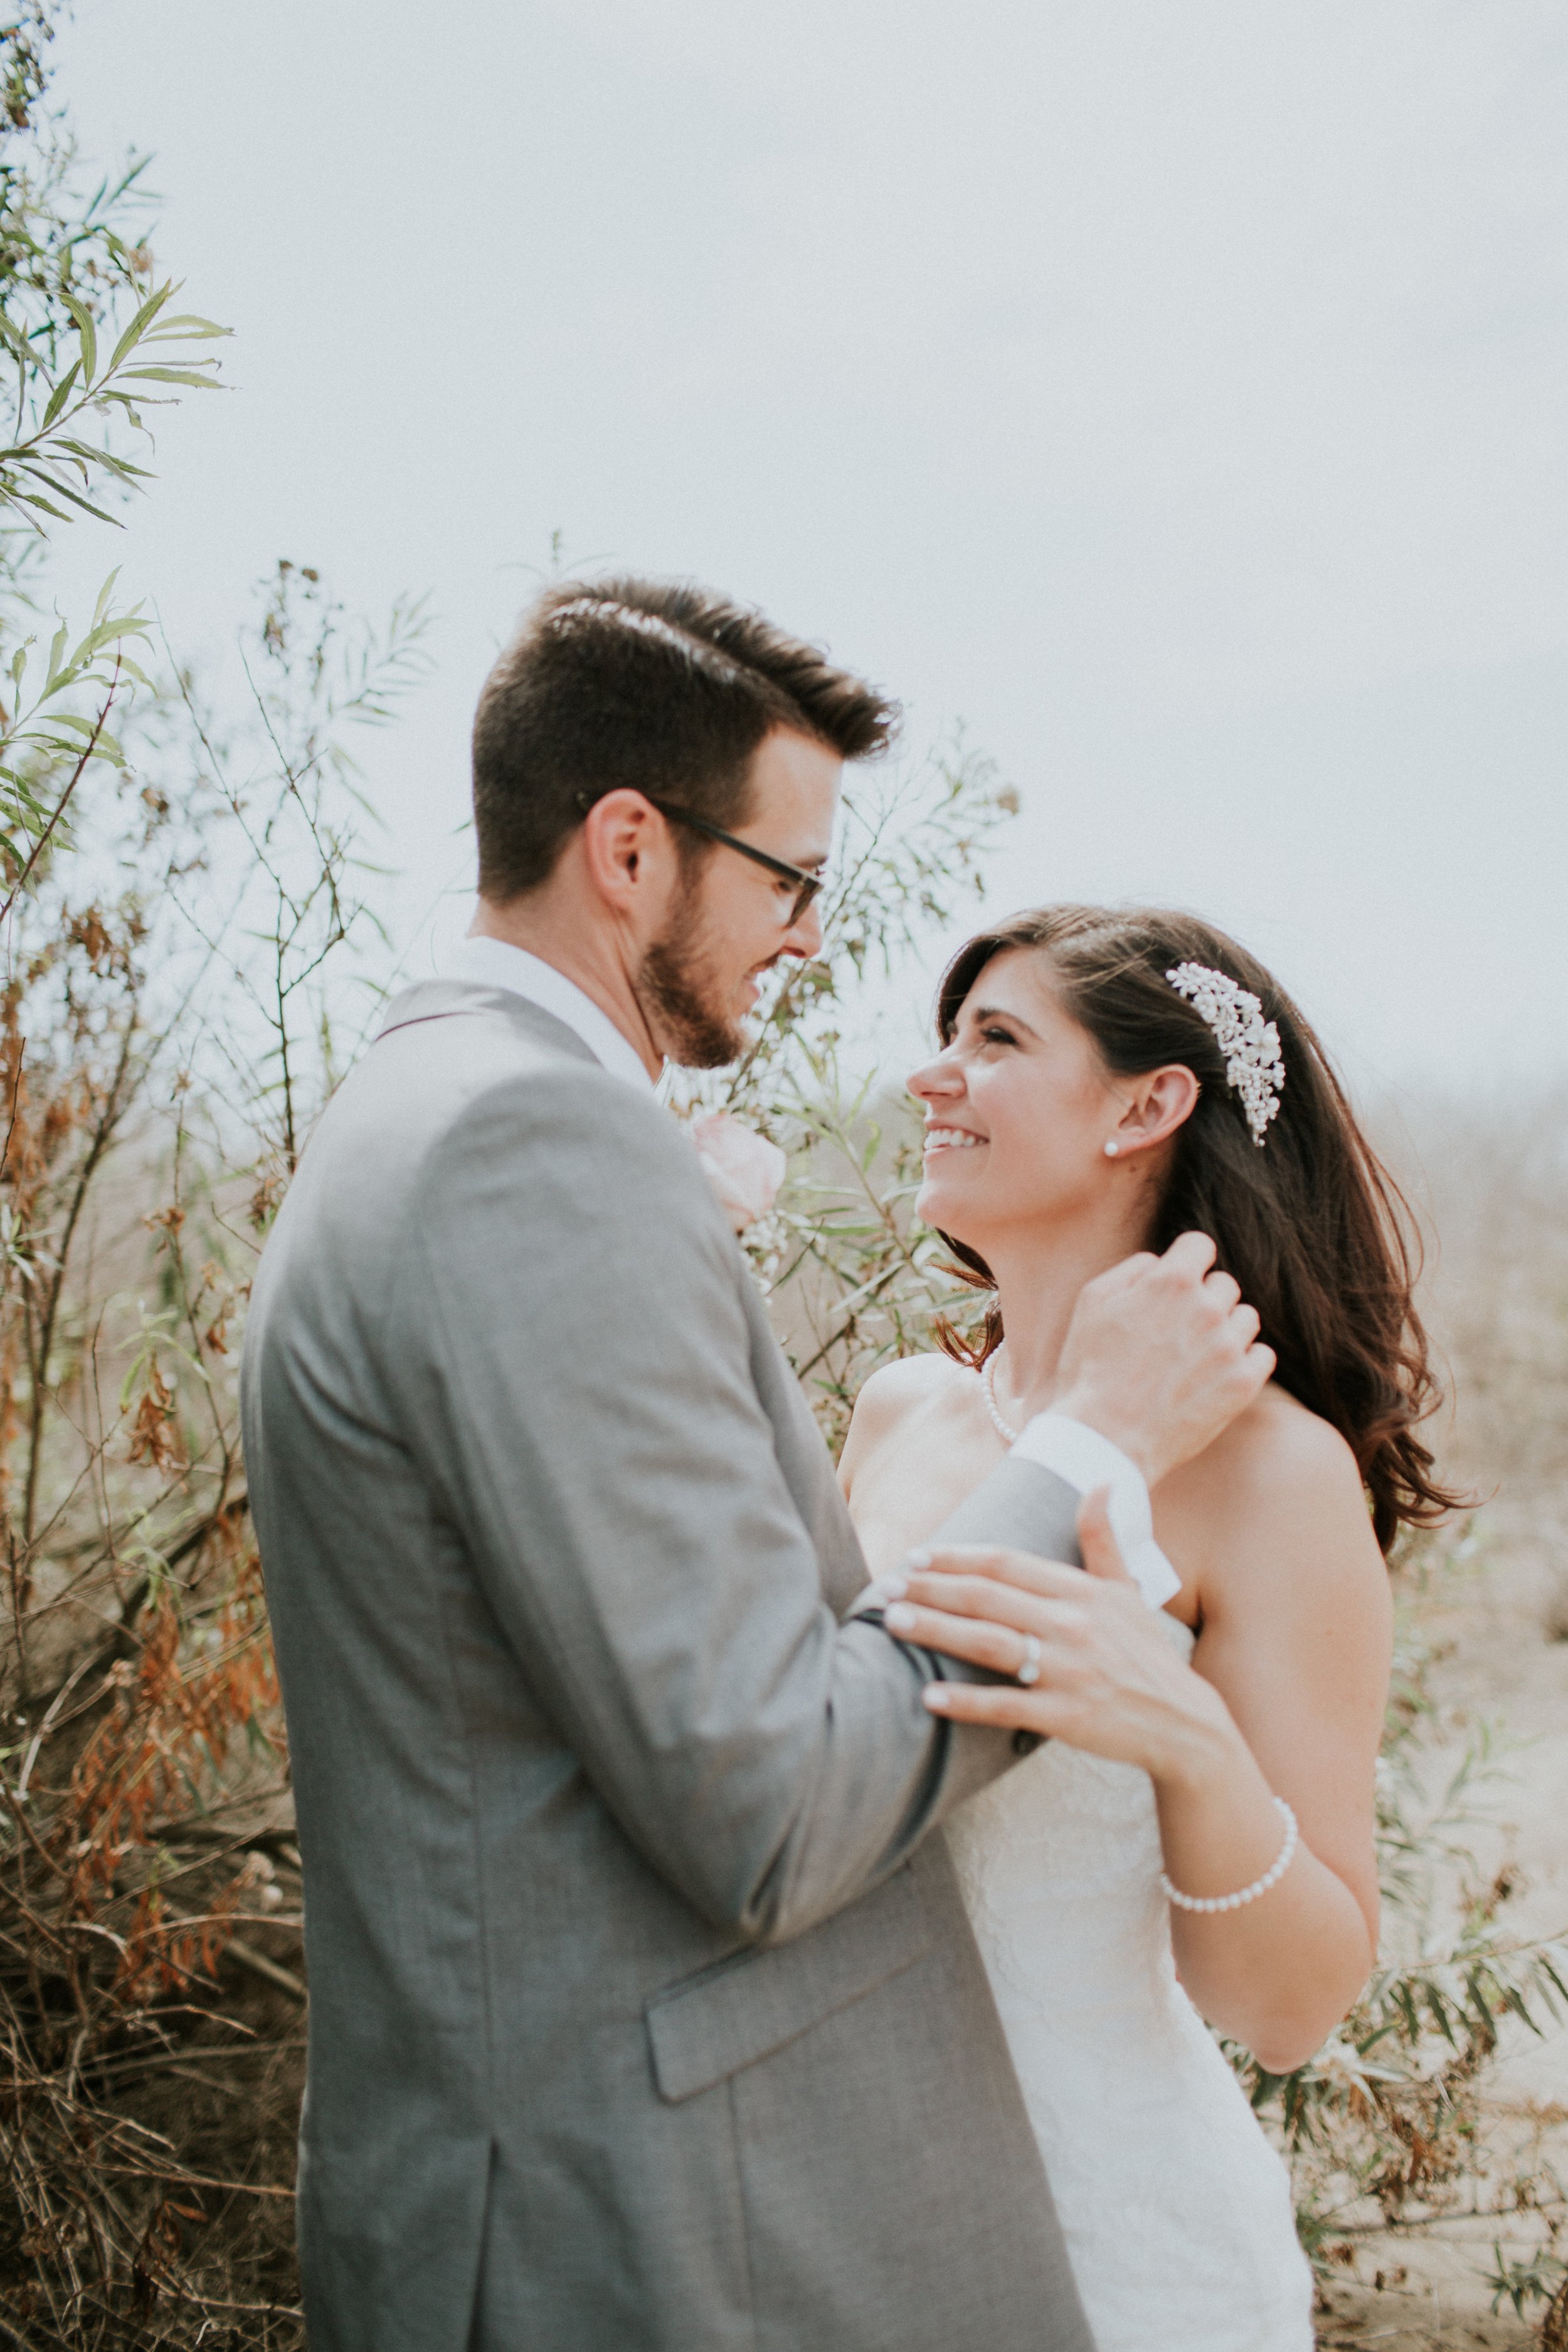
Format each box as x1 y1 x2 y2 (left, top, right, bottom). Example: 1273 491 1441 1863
241 980 1096 2352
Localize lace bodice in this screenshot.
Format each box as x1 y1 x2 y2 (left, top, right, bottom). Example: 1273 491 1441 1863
944 1614 1313 2352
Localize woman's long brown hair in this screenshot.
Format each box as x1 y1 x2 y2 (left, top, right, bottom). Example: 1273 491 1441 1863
933 905 1461 1554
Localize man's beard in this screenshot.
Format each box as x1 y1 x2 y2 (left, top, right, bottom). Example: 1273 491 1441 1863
638 885 765 1069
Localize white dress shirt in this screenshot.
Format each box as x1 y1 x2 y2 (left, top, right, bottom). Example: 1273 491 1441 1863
446 935 654 1093
1012 1415 1181 1606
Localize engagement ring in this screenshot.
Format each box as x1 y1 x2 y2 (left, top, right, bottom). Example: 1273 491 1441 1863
1014 1633 1043 1687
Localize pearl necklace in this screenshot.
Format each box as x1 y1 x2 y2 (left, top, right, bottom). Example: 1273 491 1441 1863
980 1353 1020 1446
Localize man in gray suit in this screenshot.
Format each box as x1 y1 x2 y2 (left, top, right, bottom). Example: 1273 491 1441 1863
241 579 1271 2351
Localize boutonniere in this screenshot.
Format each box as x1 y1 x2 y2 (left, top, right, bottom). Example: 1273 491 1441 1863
690 1110 787 1234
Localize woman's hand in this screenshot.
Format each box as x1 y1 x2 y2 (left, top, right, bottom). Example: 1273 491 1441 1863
880 1486 1380 2074
882 1490 1244 1791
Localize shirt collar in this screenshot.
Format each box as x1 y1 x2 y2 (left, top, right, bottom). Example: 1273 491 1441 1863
445 936 655 1093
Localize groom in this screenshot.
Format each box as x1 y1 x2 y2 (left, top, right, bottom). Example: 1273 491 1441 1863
241 578 1269 2352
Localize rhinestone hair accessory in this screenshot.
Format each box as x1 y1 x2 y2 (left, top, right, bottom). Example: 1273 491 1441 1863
1165 962 1285 1147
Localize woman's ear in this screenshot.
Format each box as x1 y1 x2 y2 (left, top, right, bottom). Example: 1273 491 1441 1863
1111 1064 1200 1155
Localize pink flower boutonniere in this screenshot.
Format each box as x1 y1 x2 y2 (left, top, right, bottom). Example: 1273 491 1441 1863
690 1110 787 1234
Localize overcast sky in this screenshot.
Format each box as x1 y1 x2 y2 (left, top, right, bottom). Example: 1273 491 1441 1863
50 0 1568 1100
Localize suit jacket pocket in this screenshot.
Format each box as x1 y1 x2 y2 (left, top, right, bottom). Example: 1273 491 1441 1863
646 1862 934 2104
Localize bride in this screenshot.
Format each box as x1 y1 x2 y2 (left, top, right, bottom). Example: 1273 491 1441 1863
839 904 1457 2352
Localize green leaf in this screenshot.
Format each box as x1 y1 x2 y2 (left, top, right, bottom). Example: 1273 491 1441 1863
36 720 123 764
0 770 48 813
8 475 121 527
117 366 223 389
144 314 232 341
75 610 151 659
63 292 98 388
40 358 80 429
4 488 74 525
107 282 174 374
57 439 155 480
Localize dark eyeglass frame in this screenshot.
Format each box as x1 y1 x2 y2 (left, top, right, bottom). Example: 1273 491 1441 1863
576 790 825 926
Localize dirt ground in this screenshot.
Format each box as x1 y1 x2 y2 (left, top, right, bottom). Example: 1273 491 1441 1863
1306 1522 1568 2348
1318 2280 1538 2348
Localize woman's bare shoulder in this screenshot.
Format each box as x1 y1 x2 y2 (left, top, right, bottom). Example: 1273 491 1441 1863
839 1352 975 1489
1165 1383 1388 1608
849 1350 972 1434
1214 1383 1364 1496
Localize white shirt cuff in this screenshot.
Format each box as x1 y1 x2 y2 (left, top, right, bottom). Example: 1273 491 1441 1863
1010 1413 1182 1610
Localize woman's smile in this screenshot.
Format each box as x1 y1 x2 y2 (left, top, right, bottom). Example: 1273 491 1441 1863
923 1123 987 1155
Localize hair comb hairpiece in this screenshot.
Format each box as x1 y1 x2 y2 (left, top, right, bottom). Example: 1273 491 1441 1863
1165 963 1285 1146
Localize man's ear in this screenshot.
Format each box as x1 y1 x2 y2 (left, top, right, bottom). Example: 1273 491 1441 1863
1111 1064 1200 1155
579 790 675 915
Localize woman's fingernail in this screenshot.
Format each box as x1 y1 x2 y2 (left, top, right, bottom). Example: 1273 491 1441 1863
885 1602 918 1633
923 1685 950 1712
879 1574 908 1600
906 1548 933 1571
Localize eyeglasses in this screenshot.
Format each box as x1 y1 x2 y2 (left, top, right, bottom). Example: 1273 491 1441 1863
575 790 825 926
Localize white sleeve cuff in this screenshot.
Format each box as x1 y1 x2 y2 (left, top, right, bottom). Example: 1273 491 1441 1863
1010 1412 1182 1610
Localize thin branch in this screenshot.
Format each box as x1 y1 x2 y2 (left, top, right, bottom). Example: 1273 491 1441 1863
0 659 122 926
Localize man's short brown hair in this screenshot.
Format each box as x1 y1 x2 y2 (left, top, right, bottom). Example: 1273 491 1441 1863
470 576 898 902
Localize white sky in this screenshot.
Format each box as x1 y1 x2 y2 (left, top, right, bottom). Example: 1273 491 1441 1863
50 0 1568 1098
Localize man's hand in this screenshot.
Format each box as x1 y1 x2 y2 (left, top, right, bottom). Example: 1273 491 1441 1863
1051 1232 1274 1486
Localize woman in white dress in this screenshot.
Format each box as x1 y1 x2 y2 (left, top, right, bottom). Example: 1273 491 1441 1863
840 906 1458 2352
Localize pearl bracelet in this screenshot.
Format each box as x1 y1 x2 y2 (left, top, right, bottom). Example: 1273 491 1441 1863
1158 1797 1299 1915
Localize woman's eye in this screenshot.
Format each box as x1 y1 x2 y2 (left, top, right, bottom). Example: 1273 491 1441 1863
980 1025 1016 1047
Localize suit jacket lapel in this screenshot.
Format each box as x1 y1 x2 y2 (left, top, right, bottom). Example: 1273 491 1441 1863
376 978 869 1614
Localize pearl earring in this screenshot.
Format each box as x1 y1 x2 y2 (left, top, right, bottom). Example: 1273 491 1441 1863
1104 1139 1120 1158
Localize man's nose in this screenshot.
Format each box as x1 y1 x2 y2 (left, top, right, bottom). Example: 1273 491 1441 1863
781 898 825 960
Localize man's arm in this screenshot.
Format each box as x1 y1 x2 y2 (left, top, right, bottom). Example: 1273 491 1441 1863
394 1074 1266 1949
392 1073 1081 1944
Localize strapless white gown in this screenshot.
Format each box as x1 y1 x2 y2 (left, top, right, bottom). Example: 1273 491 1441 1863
943 1614 1315 2352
